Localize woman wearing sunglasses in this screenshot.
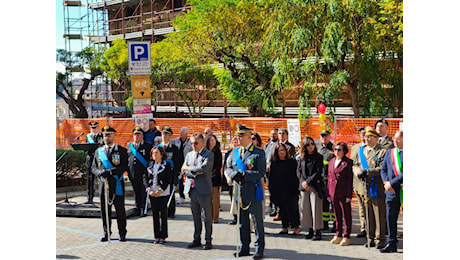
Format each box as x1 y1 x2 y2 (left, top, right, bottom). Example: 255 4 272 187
327 141 353 246
297 136 324 240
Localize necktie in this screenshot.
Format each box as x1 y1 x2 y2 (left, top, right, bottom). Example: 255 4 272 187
194 152 199 165
240 147 245 158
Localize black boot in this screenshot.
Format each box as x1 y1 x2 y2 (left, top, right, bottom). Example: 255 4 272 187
305 228 314 239
313 230 322 240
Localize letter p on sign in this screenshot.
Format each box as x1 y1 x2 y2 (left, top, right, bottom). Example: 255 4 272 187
134 46 144 60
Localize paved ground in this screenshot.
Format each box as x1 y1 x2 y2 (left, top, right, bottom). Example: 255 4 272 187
56 191 403 260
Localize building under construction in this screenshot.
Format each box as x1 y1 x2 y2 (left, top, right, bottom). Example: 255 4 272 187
60 0 383 119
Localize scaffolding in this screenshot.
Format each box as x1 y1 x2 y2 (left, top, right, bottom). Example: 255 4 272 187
61 0 192 118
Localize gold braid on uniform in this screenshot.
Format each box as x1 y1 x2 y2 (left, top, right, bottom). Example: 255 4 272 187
239 197 251 211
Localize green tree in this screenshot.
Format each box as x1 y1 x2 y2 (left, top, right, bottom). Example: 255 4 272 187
56 46 105 118
265 0 403 118
150 36 219 118
100 38 130 106
172 0 279 116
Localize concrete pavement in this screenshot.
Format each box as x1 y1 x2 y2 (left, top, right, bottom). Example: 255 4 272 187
56 191 403 260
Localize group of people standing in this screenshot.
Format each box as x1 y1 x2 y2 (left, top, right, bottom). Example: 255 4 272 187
82 118 402 258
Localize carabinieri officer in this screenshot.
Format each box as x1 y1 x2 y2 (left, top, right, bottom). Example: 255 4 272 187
85 121 103 204
127 126 153 217
92 125 129 242
226 124 266 259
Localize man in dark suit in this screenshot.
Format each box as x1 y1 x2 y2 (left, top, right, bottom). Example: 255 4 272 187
375 118 394 150
380 130 403 253
91 126 129 242
127 126 153 217
85 121 104 204
182 133 214 250
226 124 266 260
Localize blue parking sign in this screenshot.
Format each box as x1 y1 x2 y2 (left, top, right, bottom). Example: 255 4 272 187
128 41 151 75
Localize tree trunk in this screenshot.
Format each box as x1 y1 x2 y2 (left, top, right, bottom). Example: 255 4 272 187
346 81 360 118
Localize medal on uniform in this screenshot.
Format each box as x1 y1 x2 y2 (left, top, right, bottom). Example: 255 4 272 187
112 154 120 165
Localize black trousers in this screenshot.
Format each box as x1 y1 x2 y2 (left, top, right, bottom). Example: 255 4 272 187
87 170 95 202
100 190 127 237
279 195 300 229
130 172 147 212
150 196 169 239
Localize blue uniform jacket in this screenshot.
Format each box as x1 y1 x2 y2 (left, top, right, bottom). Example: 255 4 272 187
226 143 266 204
380 149 403 200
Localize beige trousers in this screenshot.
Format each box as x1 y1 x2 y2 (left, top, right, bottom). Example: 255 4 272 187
300 186 324 230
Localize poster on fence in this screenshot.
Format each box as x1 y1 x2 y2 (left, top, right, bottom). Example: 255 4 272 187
287 119 302 147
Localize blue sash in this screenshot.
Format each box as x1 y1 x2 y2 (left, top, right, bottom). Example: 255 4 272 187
359 146 379 199
158 144 174 169
87 134 95 144
97 147 123 195
98 147 114 170
113 175 123 196
130 143 148 167
234 148 263 201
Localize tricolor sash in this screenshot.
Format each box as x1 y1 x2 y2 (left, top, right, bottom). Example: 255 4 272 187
359 146 379 199
87 134 95 144
130 143 148 167
98 147 114 170
391 148 403 203
234 147 263 201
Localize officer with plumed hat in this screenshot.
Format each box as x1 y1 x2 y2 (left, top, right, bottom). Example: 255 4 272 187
91 125 129 242
225 124 266 259
127 126 153 217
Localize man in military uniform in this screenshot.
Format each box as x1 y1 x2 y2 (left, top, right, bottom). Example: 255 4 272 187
317 130 336 231
350 127 368 238
84 121 104 204
375 118 394 150
127 126 153 217
354 127 387 249
159 125 180 218
92 126 129 242
226 124 266 259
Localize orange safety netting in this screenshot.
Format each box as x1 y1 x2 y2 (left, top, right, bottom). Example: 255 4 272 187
57 117 403 153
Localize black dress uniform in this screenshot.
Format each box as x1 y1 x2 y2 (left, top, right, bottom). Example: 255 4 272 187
317 131 336 230
85 121 103 204
127 127 153 216
91 126 129 242
159 126 180 218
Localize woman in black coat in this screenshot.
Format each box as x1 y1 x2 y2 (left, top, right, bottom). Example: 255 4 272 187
205 134 223 223
269 143 300 235
144 146 174 244
297 136 325 240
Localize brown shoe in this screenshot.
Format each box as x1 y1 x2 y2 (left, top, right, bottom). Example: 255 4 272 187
273 214 281 221
340 237 351 246
330 236 342 244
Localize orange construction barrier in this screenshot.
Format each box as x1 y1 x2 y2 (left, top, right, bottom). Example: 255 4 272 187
57 117 403 152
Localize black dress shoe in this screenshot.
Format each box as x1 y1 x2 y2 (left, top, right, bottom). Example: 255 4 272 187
380 243 397 253
228 219 237 225
100 236 108 242
187 241 202 248
253 252 264 259
234 249 250 257
203 242 212 250
305 228 314 239
278 230 288 235
84 200 93 204
119 236 126 242
356 230 367 238
312 230 321 240
364 241 376 248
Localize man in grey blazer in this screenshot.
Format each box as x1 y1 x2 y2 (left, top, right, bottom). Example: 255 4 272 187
226 124 266 259
181 133 215 250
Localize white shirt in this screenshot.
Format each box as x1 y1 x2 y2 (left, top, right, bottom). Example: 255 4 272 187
148 162 170 197
334 159 342 168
